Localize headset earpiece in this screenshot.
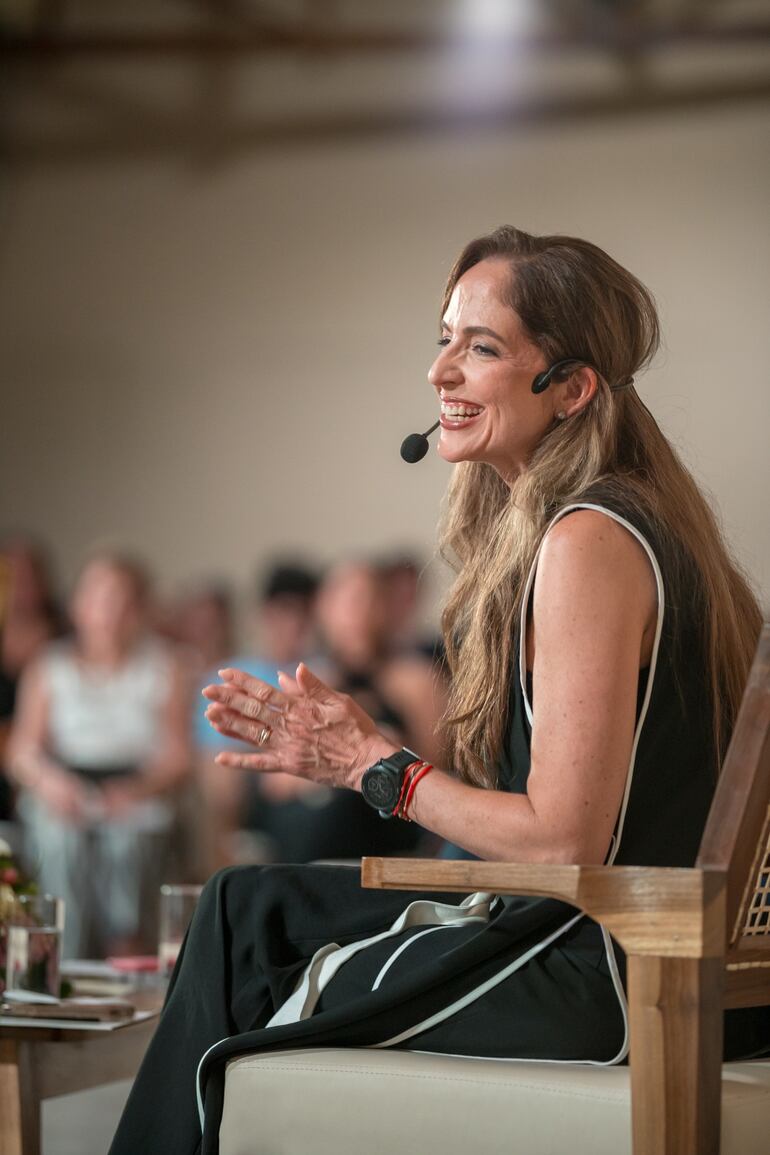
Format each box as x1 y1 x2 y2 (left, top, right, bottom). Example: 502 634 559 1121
532 359 633 397
531 358 583 395
531 367 553 395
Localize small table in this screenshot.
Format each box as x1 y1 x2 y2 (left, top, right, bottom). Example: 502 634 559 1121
0 989 161 1155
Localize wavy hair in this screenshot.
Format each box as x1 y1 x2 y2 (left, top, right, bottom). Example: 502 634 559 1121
439 226 762 787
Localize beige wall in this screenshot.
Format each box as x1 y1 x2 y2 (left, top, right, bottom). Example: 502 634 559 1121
1 100 769 617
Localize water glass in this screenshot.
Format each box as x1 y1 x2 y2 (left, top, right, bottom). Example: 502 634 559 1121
158 884 203 977
5 894 64 998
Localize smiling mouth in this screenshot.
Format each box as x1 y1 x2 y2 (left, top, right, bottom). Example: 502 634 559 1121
440 401 484 427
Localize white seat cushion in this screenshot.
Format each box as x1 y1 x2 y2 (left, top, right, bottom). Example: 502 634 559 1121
219 1047 770 1154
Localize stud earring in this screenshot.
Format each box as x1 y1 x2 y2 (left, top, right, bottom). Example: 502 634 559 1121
556 411 567 421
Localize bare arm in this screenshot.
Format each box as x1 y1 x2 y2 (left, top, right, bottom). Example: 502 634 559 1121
7 660 91 821
203 511 657 864
102 656 192 813
137 656 191 794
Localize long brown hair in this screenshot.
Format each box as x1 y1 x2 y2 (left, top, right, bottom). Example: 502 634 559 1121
440 226 762 787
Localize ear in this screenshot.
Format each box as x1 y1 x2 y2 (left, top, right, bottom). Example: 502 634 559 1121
555 365 598 419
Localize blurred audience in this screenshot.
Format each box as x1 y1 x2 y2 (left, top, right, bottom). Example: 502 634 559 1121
265 558 445 859
377 551 446 667
195 560 322 869
318 559 445 767
158 581 235 679
7 552 191 958
0 540 448 949
0 535 64 822
195 558 447 869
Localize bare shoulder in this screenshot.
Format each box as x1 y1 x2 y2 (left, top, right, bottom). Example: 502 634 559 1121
9 654 51 724
533 508 658 654
18 653 49 695
539 508 656 585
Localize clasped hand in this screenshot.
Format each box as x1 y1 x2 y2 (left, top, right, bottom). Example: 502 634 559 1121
202 663 397 792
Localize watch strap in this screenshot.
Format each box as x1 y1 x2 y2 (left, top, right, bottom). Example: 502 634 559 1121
361 748 422 818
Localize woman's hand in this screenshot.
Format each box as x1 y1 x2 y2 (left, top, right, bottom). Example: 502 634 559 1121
34 767 91 824
101 779 143 819
202 664 398 792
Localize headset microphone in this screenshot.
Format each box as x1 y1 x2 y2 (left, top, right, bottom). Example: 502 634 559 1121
531 358 581 395
400 420 440 463
532 358 635 395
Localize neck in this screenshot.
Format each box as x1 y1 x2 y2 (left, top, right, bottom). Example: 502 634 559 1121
78 634 136 667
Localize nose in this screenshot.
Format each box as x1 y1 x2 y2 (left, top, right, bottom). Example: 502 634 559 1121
428 341 462 391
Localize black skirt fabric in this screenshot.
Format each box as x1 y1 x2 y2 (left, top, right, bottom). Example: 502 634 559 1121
108 862 770 1155
109 863 625 1155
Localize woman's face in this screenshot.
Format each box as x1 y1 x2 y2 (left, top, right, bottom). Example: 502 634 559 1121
316 563 386 667
71 561 143 649
428 258 555 482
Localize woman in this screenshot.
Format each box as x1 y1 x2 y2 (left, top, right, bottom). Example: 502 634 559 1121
0 536 63 821
8 552 190 957
109 227 766 1155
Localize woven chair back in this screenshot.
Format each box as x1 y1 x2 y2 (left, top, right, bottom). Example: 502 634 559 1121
697 624 770 963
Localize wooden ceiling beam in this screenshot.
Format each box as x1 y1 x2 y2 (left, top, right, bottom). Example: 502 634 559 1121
5 74 769 166
3 21 770 61
20 71 182 135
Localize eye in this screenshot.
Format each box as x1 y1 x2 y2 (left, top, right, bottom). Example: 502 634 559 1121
437 336 451 348
472 343 497 357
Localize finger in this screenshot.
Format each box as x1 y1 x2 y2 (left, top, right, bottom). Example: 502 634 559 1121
203 685 272 721
295 663 337 702
204 716 258 743
215 752 280 771
219 668 285 710
204 703 251 736
205 720 245 743
204 703 239 727
206 705 276 747
277 670 302 697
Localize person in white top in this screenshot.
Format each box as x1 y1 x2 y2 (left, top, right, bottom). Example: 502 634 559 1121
8 552 191 958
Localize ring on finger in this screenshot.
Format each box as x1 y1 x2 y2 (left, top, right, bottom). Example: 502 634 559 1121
256 724 272 746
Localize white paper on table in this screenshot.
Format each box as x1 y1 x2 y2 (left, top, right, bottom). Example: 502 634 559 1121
60 959 129 979
0 1008 158 1031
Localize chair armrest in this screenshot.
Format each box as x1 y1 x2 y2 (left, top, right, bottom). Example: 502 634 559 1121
361 857 725 959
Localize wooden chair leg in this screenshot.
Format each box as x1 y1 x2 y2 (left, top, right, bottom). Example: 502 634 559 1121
0 1039 40 1155
627 955 724 1155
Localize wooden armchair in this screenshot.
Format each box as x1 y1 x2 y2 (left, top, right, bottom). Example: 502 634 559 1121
219 626 770 1155
361 623 770 1155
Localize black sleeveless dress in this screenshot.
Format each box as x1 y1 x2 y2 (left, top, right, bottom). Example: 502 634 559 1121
108 495 770 1155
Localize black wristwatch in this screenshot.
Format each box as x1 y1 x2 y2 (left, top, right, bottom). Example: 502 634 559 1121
361 748 421 818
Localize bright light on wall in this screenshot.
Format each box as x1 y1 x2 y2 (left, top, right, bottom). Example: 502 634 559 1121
436 0 542 111
451 0 540 40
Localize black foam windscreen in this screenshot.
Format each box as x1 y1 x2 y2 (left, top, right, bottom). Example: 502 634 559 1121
400 433 430 463
400 420 439 463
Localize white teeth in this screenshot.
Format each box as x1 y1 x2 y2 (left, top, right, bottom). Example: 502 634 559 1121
442 403 482 419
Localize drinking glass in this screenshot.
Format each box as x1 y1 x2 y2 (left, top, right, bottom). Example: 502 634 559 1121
158 884 203 977
5 894 64 998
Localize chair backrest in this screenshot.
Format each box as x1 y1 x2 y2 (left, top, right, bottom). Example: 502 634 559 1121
697 624 770 973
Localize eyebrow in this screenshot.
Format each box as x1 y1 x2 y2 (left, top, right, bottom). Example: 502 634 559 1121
441 323 506 343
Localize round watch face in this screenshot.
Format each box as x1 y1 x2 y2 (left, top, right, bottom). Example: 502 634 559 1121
362 768 400 812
